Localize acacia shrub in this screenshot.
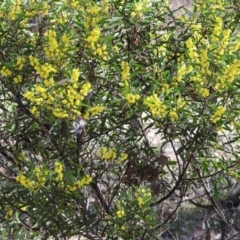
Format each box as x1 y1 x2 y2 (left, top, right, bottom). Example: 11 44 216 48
0 0 240 239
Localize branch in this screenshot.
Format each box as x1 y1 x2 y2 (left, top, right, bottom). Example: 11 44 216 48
91 181 112 215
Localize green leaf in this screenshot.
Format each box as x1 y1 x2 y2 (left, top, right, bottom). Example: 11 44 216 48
167 161 177 165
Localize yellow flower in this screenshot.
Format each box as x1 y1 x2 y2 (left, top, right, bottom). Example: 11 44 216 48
102 0 109 13
93 44 108 59
29 55 39 67
35 86 47 93
61 33 69 46
100 147 117 160
112 46 119 53
15 57 25 70
1 66 12 77
211 17 222 43
87 105 104 117
121 61 130 81
34 167 47 186
176 98 186 109
30 106 39 117
119 153 128 162
34 97 44 105
44 29 59 58
16 174 37 190
169 110 179 122
121 225 126 231
86 28 101 49
116 210 125 218
71 174 92 189
137 197 144 207
44 78 55 87
55 162 63 173
80 82 91 97
19 152 28 161
75 179 84 188
67 185 77 192
19 204 27 212
199 88 209 98
5 209 13 219
16 174 26 184
55 173 63 182
144 94 167 117
84 174 93 184
185 38 198 60
71 68 80 82
125 94 140 104
87 4 99 15
131 12 136 17
210 106 226 123
13 75 22 84
52 108 68 118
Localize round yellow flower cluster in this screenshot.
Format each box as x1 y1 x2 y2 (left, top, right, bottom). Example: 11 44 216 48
29 55 57 79
44 30 59 58
121 61 130 83
23 66 94 119
13 75 22 84
0 66 12 77
6 0 21 20
66 174 92 192
15 161 92 192
86 28 101 50
16 174 37 191
15 57 25 70
44 30 71 62
100 147 117 160
169 110 179 122
83 2 110 59
211 17 222 43
93 44 108 60
215 60 240 89
185 38 198 61
176 62 193 82
4 208 13 220
116 210 125 218
55 162 63 182
86 4 99 15
198 88 209 98
218 29 231 56
100 147 128 162
125 93 140 104
84 3 101 30
118 153 128 163
65 0 79 9
144 94 167 117
15 166 49 190
131 0 150 18
134 187 152 208
83 105 105 119
112 46 119 53
34 167 48 187
200 48 209 71
210 106 226 123
71 68 80 82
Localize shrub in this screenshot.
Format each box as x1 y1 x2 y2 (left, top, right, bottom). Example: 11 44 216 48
0 0 240 239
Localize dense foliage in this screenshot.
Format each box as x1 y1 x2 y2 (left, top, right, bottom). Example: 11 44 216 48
0 0 240 239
